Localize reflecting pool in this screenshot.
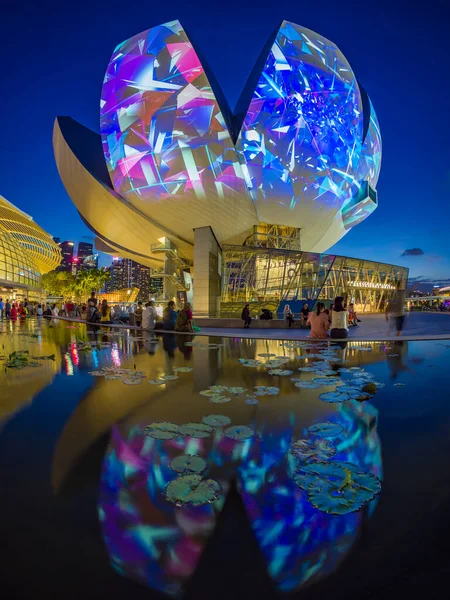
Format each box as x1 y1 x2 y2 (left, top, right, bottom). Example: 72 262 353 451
1 319 450 600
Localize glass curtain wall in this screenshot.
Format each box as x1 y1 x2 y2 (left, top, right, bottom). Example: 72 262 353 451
220 245 408 317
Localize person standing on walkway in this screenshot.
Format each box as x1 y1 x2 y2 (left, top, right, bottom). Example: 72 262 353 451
386 285 406 336
175 302 193 332
241 304 252 329
5 300 11 318
330 296 348 339
283 304 294 328
0 297 3 319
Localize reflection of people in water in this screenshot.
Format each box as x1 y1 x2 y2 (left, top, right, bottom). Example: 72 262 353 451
386 341 408 380
175 334 193 359
162 333 177 358
143 332 158 355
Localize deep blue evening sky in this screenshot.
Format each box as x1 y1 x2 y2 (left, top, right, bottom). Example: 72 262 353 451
1 0 449 279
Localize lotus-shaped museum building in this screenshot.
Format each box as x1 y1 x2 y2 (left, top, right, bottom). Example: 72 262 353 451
54 20 406 315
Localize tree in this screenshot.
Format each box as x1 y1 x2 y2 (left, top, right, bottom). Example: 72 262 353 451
74 268 110 300
42 270 76 299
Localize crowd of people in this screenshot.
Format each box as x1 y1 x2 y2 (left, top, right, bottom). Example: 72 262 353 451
239 288 408 338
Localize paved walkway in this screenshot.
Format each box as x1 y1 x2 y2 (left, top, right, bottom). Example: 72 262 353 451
53 312 450 342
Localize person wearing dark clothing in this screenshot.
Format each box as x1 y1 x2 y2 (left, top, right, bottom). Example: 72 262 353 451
163 301 178 330
241 304 252 328
301 303 310 327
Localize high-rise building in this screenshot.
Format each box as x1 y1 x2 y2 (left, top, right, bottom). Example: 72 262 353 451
105 257 125 292
77 241 93 261
104 257 163 301
58 240 75 271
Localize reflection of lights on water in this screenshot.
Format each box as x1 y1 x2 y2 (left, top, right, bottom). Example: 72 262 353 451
63 352 74 376
92 349 99 368
111 343 121 367
70 342 79 366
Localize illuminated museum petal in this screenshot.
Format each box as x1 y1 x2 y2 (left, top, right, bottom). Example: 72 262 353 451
100 19 258 246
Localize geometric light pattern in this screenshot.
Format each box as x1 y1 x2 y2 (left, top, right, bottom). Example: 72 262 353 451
236 22 364 250
96 20 382 254
100 20 247 212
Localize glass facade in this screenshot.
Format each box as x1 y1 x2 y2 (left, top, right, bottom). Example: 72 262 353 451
0 227 41 294
221 245 408 316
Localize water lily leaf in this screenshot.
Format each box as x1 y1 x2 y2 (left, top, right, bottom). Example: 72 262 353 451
202 415 231 427
226 386 247 395
173 367 193 373
319 391 350 403
307 463 381 515
312 377 339 386
165 474 222 506
224 425 255 440
179 423 214 438
148 379 166 385
105 375 123 380
200 389 222 397
144 422 180 439
394 383 406 387
294 381 323 389
298 367 317 372
268 369 292 376
170 455 206 474
308 422 344 438
161 375 179 381
208 385 228 393
258 353 276 357
209 395 231 404
122 377 144 385
244 397 259 405
290 438 336 463
253 386 279 396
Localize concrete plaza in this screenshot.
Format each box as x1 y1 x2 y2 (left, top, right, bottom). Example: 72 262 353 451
194 312 450 341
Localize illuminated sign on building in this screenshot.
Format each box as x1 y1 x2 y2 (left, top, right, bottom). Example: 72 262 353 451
349 281 395 290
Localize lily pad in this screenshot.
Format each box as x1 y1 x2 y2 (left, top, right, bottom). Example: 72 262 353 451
226 386 247 395
161 375 179 381
268 369 292 376
253 386 279 396
202 415 232 427
173 367 193 373
209 395 231 404
394 383 406 388
306 461 382 515
319 391 351 403
144 422 180 439
179 423 214 438
312 377 339 386
224 425 255 440
88 371 106 377
258 353 276 357
105 375 123 380
122 377 144 385
290 438 336 463
308 422 344 438
244 397 259 405
165 474 222 506
148 379 166 385
294 381 323 389
170 455 207 474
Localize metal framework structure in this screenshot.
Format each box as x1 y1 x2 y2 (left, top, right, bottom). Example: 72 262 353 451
243 223 301 251
0 195 62 274
221 245 408 316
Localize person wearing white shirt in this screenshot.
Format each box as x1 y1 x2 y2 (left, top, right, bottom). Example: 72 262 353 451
141 301 158 331
51 304 59 317
330 296 348 339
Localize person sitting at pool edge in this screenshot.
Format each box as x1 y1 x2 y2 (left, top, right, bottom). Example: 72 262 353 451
330 296 348 339
163 300 178 330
